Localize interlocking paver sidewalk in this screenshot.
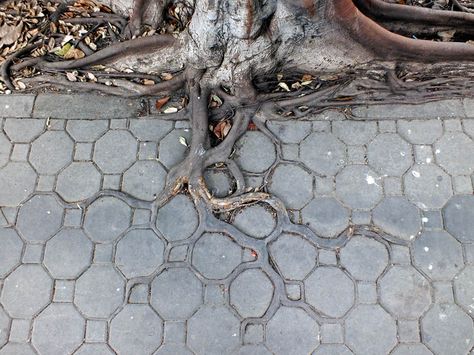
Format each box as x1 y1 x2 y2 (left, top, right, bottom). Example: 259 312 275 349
0 95 474 354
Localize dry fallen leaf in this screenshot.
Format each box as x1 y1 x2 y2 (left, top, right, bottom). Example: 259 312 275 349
66 72 77 81
278 82 291 92
143 79 155 85
64 47 85 60
161 72 173 81
155 96 170 110
179 136 188 146
213 120 231 139
0 22 24 48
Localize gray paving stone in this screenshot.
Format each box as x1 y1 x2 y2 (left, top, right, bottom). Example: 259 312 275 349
16 194 63 243
115 228 165 278
444 195 474 243
332 121 377 145
230 269 274 318
4 119 44 143
372 197 421 241
235 131 276 174
85 320 107 343
109 118 127 129
109 304 163 355
156 195 198 241
122 160 166 201
192 232 242 280
244 323 264 344
398 319 421 343
421 303 473 355
66 120 108 142
151 267 203 320
347 145 366 165
281 143 299 160
154 343 194 355
29 131 73 174
286 283 302 301
435 132 474 175
44 229 92 279
22 244 43 264
379 120 396 133
0 308 8 349
0 228 23 278
463 118 474 138
404 164 453 209
454 266 474 314
300 132 346 176
268 163 313 209
0 162 37 206
413 230 463 281
93 130 137 174
0 265 53 318
102 174 121 190
0 95 34 117
433 281 454 303
465 98 474 117
0 343 36 355
398 120 443 145
8 319 30 343
10 144 29 162
74 265 125 319
351 210 372 225
232 205 276 239
204 284 226 304
304 266 354 317
204 168 233 198
266 306 319 355
422 210 444 230
187 305 240 355
445 118 463 131
129 283 149 304
36 175 55 192
84 196 131 243
53 280 75 303
340 236 388 281
74 344 115 355
73 142 93 161
414 145 434 165
391 245 411 265
379 265 431 319
32 303 85 355
269 233 317 281
312 344 353 355
302 197 350 238
0 133 11 169
163 321 186 343
453 175 473 194
234 344 272 355
318 249 337 265
345 304 397 355
336 165 383 210
267 120 312 143
130 119 173 141
158 129 191 169
168 245 188 262
56 162 101 202
315 176 334 195
63 208 82 227
320 323 343 344
34 94 142 119
368 133 413 176
391 344 432 355
138 141 157 160
357 282 377 304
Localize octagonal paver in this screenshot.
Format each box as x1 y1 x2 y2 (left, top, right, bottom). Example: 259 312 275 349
340 236 388 281
312 344 353 355
268 163 313 209
155 344 194 355
115 228 165 278
44 228 93 279
0 343 36 355
32 303 85 355
84 196 131 243
0 162 37 206
267 120 312 143
269 233 317 281
232 205 276 239
156 194 198 241
413 231 463 281
372 197 421 241
56 162 101 202
0 228 23 278
391 344 432 355
130 119 173 141
66 120 108 142
333 121 377 145
0 132 11 168
74 344 115 355
188 305 240 355
110 304 163 355
122 160 167 201
421 303 474 355
93 130 137 174
304 266 355 318
0 308 9 349
158 129 191 169
235 131 276 173
192 232 242 280
230 269 274 318
379 265 431 319
300 132 346 176
301 197 350 238
234 345 272 355
0 265 53 318
404 164 453 209
336 165 383 210
345 304 397 355
435 132 474 175
266 306 319 355
368 133 413 176
16 194 64 242
30 131 73 174
151 267 203 320
398 119 443 144
444 195 474 243
74 265 125 318
454 266 474 314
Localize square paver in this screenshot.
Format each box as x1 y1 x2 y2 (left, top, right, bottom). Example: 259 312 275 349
347 146 366 164
22 244 44 264
421 210 443 230
433 282 454 303
315 177 334 195
86 320 107 343
129 284 149 304
204 284 226 304
36 175 55 192
318 249 337 265
444 119 463 132
9 319 31 342
10 144 29 161
281 144 299 161
48 119 66 130
74 143 93 161
398 320 420 343
351 210 371 225
453 176 473 195
244 323 264 344
285 283 301 301
391 245 411 265
313 121 330 132
93 244 114 263
168 245 188 262
102 175 121 190
1 207 17 225
133 209 151 225
164 321 186 344
320 323 344 344
384 177 403 196
357 282 377 304
53 280 75 302
138 142 157 160
379 121 396 133
63 209 83 227
110 119 128 129
414 145 434 165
